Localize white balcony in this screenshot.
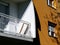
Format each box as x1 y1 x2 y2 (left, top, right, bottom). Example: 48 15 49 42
0 0 36 42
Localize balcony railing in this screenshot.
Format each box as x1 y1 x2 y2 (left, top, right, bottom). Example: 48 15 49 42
0 12 33 42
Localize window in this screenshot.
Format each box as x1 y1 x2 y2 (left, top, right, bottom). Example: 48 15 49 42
48 21 57 37
0 1 9 15
48 0 56 9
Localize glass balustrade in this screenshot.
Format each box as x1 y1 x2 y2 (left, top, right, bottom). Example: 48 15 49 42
0 12 32 40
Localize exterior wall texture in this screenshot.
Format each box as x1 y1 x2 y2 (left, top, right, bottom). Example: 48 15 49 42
33 0 60 45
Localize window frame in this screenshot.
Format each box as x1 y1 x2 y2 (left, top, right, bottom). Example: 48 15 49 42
48 21 57 37
47 0 56 9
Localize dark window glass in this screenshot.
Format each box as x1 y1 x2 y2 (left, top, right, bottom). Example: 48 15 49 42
0 1 9 15
48 21 57 37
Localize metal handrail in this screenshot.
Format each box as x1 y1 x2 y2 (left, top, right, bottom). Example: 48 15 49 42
0 12 19 23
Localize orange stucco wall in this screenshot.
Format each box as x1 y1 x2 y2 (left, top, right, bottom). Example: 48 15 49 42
33 0 59 45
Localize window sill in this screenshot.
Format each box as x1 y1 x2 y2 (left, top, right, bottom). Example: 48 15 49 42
48 5 56 10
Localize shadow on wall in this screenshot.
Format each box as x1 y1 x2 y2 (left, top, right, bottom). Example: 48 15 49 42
17 0 31 19
34 5 41 31
33 5 41 45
